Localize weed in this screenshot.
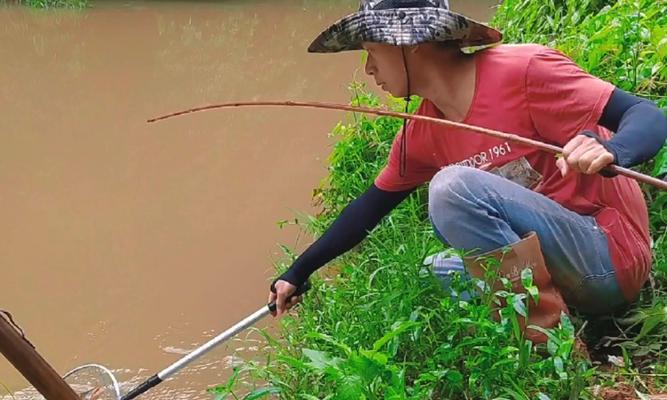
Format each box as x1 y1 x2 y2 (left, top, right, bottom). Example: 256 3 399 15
211 0 667 398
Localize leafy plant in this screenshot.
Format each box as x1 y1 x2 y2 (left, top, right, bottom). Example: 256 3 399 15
211 0 667 398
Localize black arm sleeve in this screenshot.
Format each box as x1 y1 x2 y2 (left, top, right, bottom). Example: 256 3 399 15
276 184 415 287
589 88 667 169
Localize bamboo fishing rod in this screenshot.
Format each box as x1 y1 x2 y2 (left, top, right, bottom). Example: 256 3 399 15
147 100 667 191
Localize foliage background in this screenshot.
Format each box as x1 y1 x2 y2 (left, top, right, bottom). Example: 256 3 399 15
210 0 667 399
0 0 86 8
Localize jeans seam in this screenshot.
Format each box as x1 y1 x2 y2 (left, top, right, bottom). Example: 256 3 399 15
573 271 618 299
573 270 625 313
487 191 599 234
581 271 617 281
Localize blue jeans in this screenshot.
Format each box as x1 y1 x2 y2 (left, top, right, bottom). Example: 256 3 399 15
428 165 627 315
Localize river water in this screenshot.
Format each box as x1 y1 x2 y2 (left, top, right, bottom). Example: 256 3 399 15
0 1 497 398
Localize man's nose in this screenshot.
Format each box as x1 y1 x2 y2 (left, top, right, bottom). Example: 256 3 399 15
364 59 374 76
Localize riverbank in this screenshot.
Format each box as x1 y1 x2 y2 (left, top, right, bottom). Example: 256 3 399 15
213 0 667 398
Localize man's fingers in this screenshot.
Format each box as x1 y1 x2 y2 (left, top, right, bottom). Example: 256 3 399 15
562 136 609 174
562 135 588 158
586 152 615 174
559 135 614 177
274 293 302 317
269 280 300 317
287 295 303 307
566 139 595 162
574 147 601 173
568 144 613 175
268 292 277 316
276 291 288 316
556 157 569 177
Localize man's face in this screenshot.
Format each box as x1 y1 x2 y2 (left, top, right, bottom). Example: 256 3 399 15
362 42 407 97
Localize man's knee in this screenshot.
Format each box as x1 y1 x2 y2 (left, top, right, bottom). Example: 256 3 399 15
428 166 503 246
428 166 483 238
428 166 484 207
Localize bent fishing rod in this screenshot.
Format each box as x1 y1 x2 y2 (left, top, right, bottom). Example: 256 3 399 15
147 100 667 191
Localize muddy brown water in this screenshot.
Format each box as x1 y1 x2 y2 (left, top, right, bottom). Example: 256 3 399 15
0 1 497 398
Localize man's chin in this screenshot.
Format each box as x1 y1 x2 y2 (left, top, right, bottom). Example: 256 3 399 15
377 84 405 98
382 87 399 97
388 90 407 98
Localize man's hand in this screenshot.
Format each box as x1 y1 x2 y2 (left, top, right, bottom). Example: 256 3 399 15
269 280 303 317
556 134 615 176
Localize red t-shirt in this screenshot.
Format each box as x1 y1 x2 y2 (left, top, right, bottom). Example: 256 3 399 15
375 44 651 301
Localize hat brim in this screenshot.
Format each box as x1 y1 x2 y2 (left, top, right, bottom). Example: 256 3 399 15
308 7 502 53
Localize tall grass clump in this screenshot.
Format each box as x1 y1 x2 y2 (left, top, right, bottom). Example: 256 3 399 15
211 0 667 398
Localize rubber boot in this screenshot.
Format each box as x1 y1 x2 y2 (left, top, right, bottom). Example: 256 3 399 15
463 232 568 343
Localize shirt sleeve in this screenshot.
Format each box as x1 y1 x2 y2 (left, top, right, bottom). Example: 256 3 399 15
526 48 615 146
598 89 667 168
374 125 435 191
276 183 414 287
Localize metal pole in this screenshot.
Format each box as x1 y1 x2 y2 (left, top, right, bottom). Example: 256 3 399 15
121 280 310 400
121 306 272 400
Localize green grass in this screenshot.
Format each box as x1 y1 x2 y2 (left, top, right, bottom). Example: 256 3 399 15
211 0 667 398
1 0 87 8
497 0 667 395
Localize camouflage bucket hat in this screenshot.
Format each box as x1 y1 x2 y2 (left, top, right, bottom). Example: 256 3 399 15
308 0 502 53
